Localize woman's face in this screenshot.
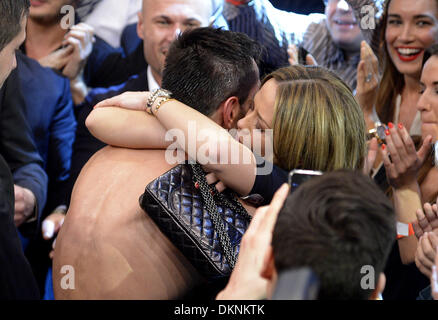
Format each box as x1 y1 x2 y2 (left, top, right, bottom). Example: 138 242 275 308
237 78 277 159
418 55 438 141
385 0 438 79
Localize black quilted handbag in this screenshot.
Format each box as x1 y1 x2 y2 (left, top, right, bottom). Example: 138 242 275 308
139 163 252 279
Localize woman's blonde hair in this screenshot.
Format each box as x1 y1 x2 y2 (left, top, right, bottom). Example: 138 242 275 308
263 65 366 172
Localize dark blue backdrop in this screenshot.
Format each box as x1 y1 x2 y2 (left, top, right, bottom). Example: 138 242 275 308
270 0 325 14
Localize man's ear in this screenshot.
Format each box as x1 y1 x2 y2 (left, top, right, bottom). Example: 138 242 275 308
369 273 386 300
261 245 275 281
221 96 240 130
137 12 144 40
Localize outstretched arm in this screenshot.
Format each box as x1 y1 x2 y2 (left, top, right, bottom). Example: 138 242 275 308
381 123 433 264
91 92 257 196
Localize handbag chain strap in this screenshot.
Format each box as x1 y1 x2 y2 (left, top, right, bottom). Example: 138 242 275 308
190 163 251 269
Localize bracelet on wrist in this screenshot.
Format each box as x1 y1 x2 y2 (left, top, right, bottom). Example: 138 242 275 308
152 98 175 115
367 122 387 145
145 89 172 115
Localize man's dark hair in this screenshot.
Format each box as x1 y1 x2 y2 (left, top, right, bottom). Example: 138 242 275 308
0 0 30 52
272 170 396 300
162 27 262 116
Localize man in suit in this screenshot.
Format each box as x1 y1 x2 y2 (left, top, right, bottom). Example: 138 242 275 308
2 52 77 294
0 0 47 299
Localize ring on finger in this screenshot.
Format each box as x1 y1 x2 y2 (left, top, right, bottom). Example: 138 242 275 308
365 73 372 83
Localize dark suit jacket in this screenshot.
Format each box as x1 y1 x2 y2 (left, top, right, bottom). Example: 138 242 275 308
270 0 324 14
20 35 142 90
63 71 148 207
0 70 48 237
89 37 147 88
0 154 40 299
121 23 142 56
82 35 138 88
16 52 76 216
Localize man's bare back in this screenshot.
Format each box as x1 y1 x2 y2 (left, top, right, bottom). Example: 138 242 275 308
53 147 203 299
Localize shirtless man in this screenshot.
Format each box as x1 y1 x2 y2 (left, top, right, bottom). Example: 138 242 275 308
53 26 261 299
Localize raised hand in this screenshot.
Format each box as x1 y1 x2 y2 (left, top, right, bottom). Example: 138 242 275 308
216 184 290 300
381 123 433 189
61 23 95 80
288 44 317 66
363 137 378 176
415 231 438 278
413 201 438 239
356 41 379 126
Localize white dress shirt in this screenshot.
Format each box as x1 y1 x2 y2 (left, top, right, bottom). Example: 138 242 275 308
84 0 142 48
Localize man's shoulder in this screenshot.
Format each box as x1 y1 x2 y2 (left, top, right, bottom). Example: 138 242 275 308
17 52 69 89
86 147 173 176
72 148 174 212
92 147 170 165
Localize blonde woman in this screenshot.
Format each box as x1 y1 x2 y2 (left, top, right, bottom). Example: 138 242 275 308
88 65 367 203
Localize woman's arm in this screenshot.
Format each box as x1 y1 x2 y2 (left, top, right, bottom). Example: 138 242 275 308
91 91 258 196
151 96 257 196
86 107 171 149
381 124 433 264
392 185 423 264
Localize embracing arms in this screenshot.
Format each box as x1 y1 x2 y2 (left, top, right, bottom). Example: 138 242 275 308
86 92 257 196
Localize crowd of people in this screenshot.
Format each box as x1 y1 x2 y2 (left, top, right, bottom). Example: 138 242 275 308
1 0 438 301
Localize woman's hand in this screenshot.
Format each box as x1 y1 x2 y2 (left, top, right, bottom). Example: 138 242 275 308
415 232 438 278
287 44 317 66
216 184 290 300
94 91 152 111
413 201 438 239
355 41 379 123
363 137 378 176
381 123 432 189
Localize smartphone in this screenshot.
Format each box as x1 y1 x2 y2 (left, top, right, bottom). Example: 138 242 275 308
298 46 310 65
272 267 319 300
288 169 323 193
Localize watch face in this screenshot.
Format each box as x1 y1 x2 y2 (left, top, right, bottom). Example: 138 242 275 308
376 125 387 140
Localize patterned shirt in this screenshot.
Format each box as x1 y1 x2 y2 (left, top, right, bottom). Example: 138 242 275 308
223 0 383 90
75 0 102 21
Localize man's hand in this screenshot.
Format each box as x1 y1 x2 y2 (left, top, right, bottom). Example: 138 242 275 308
216 184 290 300
94 91 152 111
38 45 74 70
14 185 36 227
61 23 95 80
42 210 66 259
